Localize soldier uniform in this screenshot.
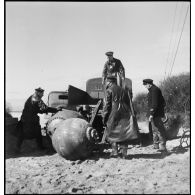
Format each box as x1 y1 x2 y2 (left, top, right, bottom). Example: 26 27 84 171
143 79 167 151
16 87 59 152
102 51 125 87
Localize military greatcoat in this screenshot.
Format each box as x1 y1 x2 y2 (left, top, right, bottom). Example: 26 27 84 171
21 95 57 138
102 83 138 143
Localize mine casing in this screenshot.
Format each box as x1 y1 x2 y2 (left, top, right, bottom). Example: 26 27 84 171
52 118 99 160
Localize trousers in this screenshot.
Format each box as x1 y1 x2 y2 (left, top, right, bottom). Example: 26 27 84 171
150 117 166 147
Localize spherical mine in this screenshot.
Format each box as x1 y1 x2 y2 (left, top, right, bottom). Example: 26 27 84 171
52 118 98 160
46 109 84 137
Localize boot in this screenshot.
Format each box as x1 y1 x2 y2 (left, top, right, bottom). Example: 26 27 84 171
121 147 128 159
110 143 118 157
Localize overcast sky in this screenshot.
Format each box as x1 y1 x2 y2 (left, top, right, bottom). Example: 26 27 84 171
6 1 190 103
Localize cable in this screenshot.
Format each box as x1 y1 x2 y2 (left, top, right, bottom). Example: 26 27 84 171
169 4 189 77
164 2 178 80
167 2 184 77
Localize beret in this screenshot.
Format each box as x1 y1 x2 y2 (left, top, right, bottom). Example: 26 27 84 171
143 79 153 85
105 51 114 56
35 87 44 92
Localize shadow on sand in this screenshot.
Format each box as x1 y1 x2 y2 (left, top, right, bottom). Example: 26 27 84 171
6 139 190 162
88 144 190 161
5 148 57 160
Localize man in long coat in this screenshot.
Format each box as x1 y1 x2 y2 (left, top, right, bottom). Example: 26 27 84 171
102 76 139 158
143 79 167 152
16 87 61 152
102 51 125 88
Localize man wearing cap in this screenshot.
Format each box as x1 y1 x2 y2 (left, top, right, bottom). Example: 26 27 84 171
102 51 125 88
102 76 139 158
16 87 61 152
143 79 167 152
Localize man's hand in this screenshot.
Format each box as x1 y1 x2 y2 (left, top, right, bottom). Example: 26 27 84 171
149 115 153 122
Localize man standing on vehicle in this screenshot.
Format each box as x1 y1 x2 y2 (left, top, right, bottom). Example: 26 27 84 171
102 51 125 88
102 76 139 158
16 87 61 153
143 79 167 152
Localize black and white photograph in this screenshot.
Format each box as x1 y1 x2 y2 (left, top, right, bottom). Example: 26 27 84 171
5 1 191 194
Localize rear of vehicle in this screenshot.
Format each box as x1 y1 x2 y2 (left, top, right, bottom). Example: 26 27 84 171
86 77 132 99
47 91 68 109
41 91 73 129
85 77 132 140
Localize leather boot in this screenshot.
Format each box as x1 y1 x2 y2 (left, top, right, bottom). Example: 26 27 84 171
110 143 118 157
121 146 128 159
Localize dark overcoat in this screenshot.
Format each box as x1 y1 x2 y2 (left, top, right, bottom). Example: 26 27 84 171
20 95 57 138
147 85 166 118
102 83 138 143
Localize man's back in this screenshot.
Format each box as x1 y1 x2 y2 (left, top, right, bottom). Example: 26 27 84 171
148 84 165 117
108 84 130 109
21 95 40 123
103 83 130 124
103 82 139 143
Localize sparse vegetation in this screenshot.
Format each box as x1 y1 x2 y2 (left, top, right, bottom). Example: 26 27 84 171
159 72 190 114
133 92 148 121
133 72 190 128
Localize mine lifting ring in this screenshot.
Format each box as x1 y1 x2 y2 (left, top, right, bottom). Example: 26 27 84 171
86 126 99 142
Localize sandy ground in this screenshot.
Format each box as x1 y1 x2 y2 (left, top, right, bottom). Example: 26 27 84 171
5 122 190 194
